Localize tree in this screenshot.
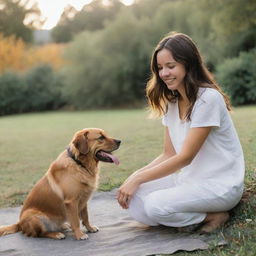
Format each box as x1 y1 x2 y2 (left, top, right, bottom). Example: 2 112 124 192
52 0 124 43
0 34 25 73
61 10 154 108
0 34 65 73
216 49 256 105
193 0 256 66
51 5 76 43
0 0 43 42
59 0 256 108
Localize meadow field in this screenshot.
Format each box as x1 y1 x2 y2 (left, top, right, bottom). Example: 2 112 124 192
0 106 255 255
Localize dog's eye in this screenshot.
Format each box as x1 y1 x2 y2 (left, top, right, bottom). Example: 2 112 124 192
98 135 105 141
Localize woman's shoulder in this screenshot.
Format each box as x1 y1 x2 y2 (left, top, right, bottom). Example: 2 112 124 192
197 87 223 104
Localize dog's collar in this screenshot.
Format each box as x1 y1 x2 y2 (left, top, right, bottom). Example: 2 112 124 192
67 147 93 175
67 147 85 168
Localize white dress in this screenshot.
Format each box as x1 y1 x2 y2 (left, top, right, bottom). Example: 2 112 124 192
127 88 245 227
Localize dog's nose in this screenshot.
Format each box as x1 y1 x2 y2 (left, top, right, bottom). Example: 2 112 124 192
114 139 121 146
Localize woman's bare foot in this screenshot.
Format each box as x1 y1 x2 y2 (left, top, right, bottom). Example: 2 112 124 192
177 223 202 233
200 212 229 233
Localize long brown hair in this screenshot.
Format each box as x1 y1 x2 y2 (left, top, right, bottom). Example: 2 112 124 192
146 32 231 119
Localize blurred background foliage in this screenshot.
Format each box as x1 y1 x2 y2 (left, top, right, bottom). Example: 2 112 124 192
0 0 255 115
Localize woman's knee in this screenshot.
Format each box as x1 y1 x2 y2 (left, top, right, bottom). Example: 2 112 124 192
128 194 158 226
144 197 205 227
144 192 172 222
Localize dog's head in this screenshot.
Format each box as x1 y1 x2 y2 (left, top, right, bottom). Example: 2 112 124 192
71 128 121 165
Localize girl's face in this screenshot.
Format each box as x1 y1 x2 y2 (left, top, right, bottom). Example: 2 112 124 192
157 48 186 92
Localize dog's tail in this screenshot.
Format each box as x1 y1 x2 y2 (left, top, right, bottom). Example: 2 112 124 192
0 223 20 236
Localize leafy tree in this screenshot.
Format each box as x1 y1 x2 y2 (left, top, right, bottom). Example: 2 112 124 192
61 10 155 108
0 0 43 42
216 49 256 105
51 5 76 43
150 0 256 68
51 0 124 43
53 0 256 109
0 65 66 115
194 0 256 66
0 34 65 73
0 34 25 73
130 0 174 19
24 65 65 111
0 71 27 115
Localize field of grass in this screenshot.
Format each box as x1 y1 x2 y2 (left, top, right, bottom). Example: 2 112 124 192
0 109 165 206
0 106 255 255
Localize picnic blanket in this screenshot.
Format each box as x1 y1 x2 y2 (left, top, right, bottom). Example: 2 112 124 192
0 189 226 256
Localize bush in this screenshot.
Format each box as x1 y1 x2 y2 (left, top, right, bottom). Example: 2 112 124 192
62 10 156 109
0 34 65 74
0 72 27 115
24 65 65 111
216 49 256 105
0 34 25 73
0 65 66 115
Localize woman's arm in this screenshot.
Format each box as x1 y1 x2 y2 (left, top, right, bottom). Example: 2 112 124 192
131 127 176 176
136 126 211 183
117 126 212 208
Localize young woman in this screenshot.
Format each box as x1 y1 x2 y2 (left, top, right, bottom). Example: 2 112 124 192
117 32 244 232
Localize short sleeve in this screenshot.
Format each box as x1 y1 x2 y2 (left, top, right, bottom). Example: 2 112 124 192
162 114 167 126
190 89 224 128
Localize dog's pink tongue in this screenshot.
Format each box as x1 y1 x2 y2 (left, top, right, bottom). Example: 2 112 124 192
104 152 120 165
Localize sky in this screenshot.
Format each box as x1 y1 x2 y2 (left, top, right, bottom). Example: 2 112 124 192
35 0 135 30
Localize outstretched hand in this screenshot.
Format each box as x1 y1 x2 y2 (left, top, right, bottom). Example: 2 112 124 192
117 174 141 209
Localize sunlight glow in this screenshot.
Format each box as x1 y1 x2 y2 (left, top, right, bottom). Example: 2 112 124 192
121 0 134 5
35 0 134 30
36 0 92 30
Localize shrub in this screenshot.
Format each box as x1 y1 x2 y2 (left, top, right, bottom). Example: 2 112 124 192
62 11 154 109
216 49 256 105
0 34 25 73
24 44 66 70
0 65 66 115
0 34 66 74
24 64 65 111
0 71 27 115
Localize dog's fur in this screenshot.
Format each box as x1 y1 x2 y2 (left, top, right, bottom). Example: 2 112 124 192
0 128 120 240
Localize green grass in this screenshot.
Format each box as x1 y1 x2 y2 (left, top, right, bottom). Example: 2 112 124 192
0 106 255 255
0 109 164 206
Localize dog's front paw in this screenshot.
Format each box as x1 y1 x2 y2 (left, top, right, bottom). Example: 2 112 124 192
78 233 89 240
75 230 89 240
56 232 66 239
87 225 99 233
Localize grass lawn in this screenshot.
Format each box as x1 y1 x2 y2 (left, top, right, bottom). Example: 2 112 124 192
0 106 255 255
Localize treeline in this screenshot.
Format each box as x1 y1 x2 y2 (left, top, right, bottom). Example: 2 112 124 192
0 34 65 73
60 0 256 109
0 0 43 43
52 0 125 43
0 65 65 115
0 34 66 115
0 0 255 115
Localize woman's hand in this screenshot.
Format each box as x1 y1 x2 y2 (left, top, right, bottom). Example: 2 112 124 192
117 174 141 209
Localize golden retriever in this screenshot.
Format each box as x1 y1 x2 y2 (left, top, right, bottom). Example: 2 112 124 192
0 128 121 240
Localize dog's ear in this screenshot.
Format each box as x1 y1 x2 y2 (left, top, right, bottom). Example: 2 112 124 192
73 132 89 155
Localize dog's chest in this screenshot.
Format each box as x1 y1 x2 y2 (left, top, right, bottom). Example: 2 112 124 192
80 172 99 189
79 175 97 195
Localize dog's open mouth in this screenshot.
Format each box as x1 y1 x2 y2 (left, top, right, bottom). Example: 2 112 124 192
96 150 120 165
